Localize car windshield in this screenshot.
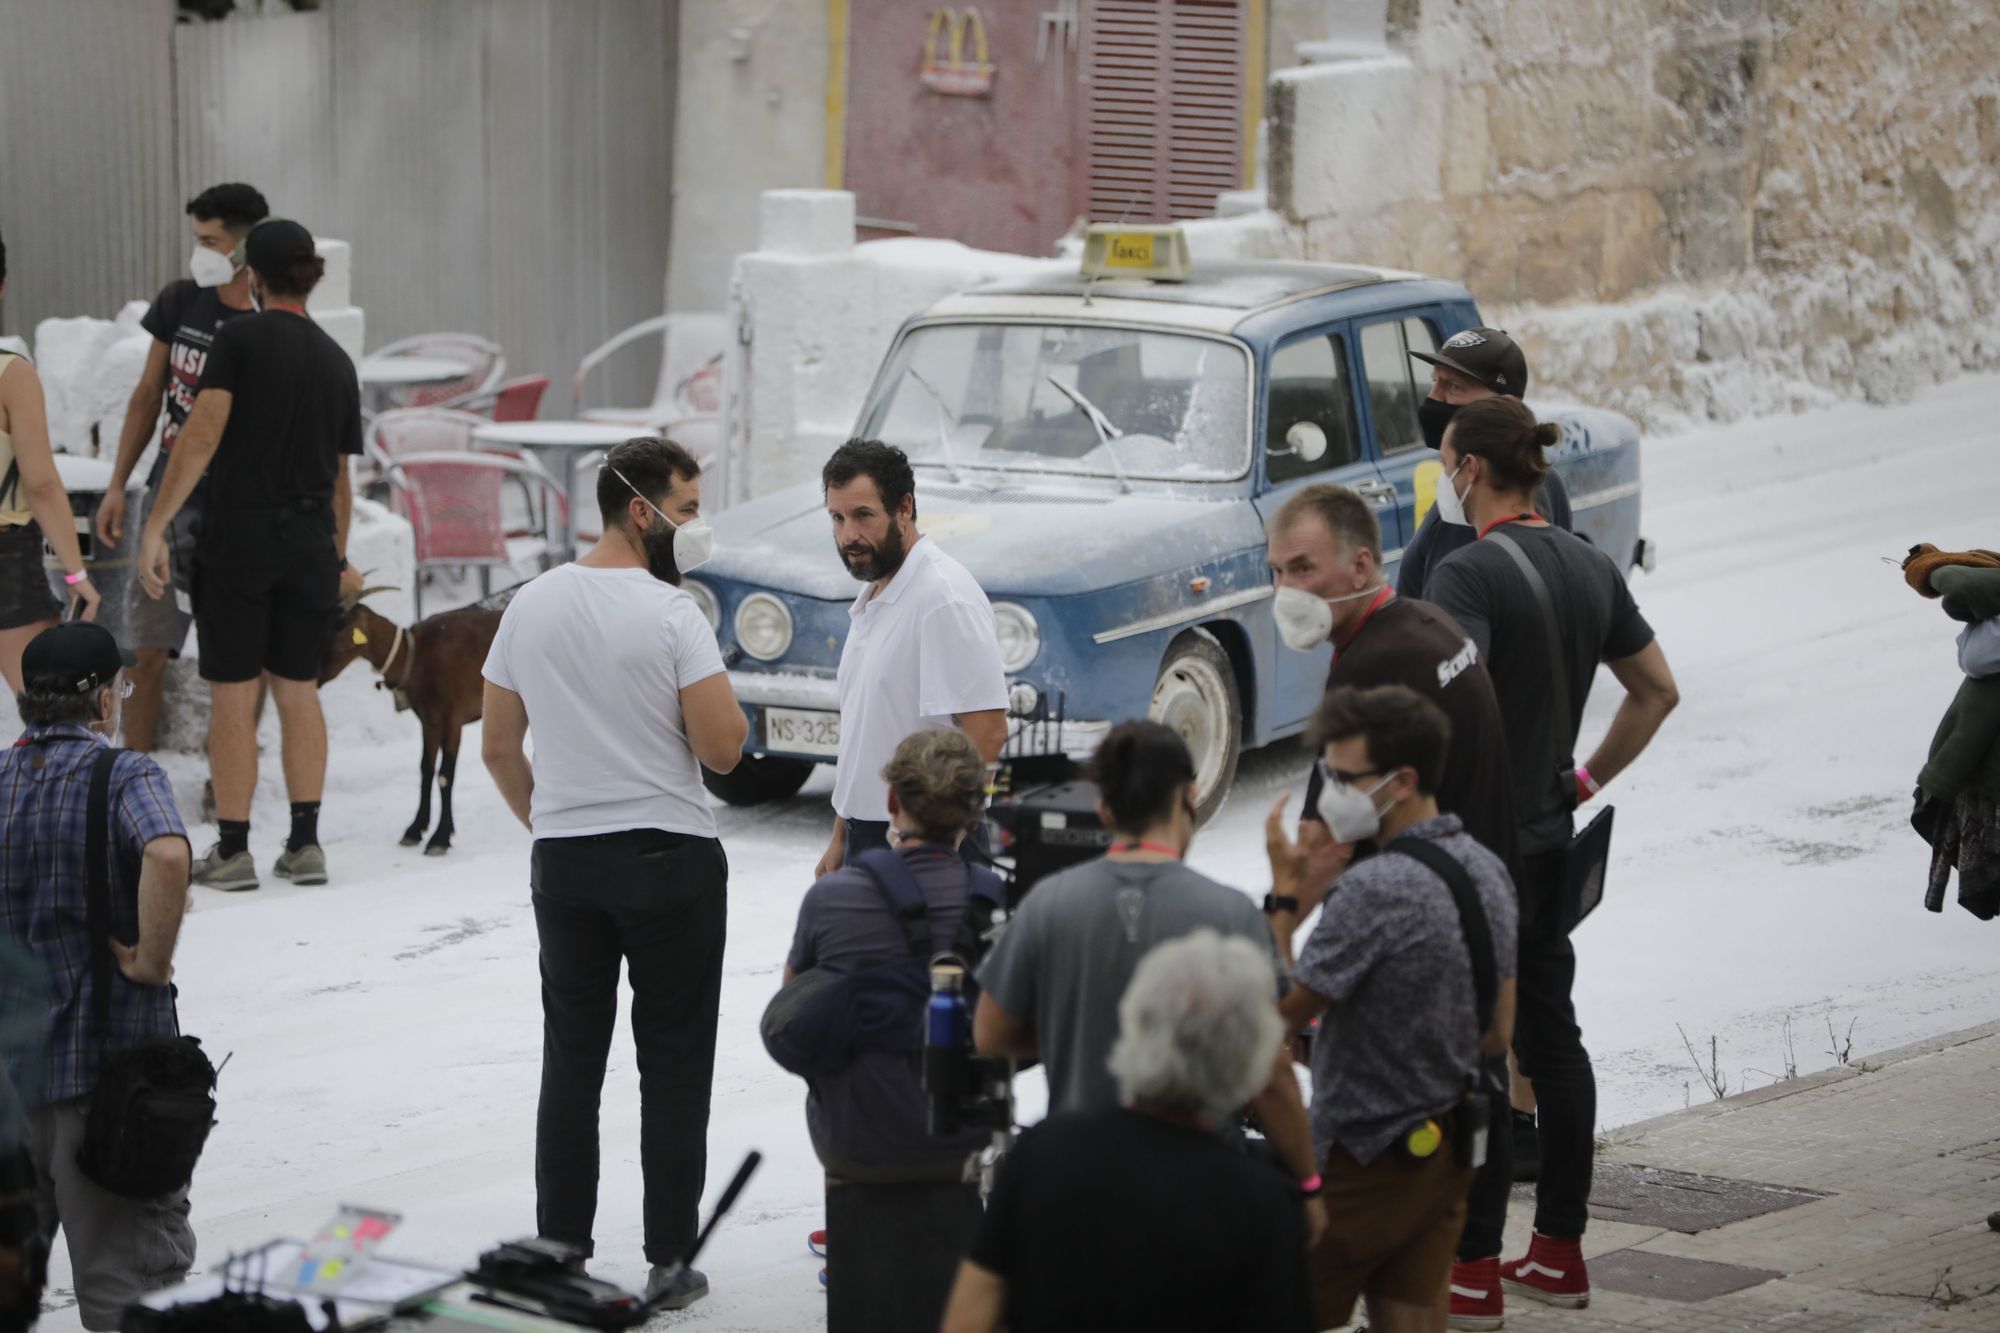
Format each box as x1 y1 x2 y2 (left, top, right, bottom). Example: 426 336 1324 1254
855 323 1251 482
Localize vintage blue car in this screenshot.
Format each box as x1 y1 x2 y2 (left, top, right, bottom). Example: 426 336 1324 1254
692 231 1649 819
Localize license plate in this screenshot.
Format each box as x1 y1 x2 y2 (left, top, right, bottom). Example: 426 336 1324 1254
764 707 841 757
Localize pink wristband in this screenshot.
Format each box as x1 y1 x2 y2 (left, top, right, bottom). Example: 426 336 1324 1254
64 569 88 587
1576 764 1601 798
1299 1173 1323 1198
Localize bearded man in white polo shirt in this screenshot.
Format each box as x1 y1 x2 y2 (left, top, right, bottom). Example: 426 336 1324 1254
814 439 1009 877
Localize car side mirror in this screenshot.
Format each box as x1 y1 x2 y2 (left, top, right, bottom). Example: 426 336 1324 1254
1280 422 1328 464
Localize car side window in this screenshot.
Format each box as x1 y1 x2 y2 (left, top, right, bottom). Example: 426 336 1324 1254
1265 332 1359 486
1359 318 1430 457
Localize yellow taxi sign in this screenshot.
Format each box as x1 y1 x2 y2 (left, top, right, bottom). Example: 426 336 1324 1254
1082 224 1192 282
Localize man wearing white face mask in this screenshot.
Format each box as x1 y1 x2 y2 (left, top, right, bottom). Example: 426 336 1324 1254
481 435 744 1311
1265 485 1518 888
98 183 269 753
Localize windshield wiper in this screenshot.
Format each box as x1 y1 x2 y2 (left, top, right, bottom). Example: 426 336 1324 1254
1045 375 1132 494
903 366 970 487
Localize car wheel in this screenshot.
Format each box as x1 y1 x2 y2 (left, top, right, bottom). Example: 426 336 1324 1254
1148 628 1242 827
702 755 815 806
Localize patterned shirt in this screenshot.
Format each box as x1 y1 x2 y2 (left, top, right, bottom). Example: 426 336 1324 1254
0 725 188 1103
1294 814 1517 1165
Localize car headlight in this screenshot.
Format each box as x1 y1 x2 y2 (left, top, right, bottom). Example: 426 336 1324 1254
683 579 720 631
735 593 794 661
991 602 1040 671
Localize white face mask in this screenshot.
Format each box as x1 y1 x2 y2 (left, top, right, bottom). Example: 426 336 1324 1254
1433 460 1473 527
189 246 238 289
1313 768 1398 843
609 464 714 573
1273 583 1380 652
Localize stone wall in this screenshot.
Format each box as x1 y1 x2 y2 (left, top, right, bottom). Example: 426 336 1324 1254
1268 0 2000 430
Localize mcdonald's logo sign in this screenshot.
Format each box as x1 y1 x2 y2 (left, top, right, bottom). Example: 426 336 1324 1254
921 6 996 97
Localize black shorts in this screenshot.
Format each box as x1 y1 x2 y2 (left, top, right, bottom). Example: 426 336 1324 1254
0 522 63 631
194 503 340 684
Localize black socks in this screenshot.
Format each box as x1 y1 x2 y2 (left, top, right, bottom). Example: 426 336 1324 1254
288 802 321 853
218 819 250 860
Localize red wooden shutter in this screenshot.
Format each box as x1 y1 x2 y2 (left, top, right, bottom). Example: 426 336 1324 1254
1084 0 1246 225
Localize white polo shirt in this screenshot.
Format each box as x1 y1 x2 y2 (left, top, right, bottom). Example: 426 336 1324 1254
482 564 727 839
831 534 1008 822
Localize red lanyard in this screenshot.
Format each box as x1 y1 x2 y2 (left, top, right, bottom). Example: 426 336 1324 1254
1478 513 1543 540
1336 586 1395 651
1112 842 1182 859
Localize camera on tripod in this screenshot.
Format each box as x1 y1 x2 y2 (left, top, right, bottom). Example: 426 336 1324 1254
982 695 1111 907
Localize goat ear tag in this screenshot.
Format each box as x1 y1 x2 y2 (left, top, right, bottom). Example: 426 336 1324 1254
351 628 368 645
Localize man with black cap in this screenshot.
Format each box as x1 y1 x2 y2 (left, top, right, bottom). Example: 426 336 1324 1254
138 218 363 892
0 623 195 1330
1398 327 1573 601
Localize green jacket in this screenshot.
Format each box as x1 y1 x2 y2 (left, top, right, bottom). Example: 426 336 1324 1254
1918 566 2000 801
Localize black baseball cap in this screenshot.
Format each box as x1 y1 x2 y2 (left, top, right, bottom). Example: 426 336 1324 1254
244 218 316 278
1410 326 1530 398
21 623 135 695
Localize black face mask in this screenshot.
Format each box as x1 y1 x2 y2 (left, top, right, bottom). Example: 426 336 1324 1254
641 515 682 585
1417 396 1460 452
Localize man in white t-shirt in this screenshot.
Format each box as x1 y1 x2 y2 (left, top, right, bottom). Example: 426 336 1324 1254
480 436 747 1312
814 440 1008 877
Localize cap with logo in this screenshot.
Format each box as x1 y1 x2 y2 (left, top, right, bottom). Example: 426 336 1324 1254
21 623 136 695
243 218 317 279
1410 326 1530 398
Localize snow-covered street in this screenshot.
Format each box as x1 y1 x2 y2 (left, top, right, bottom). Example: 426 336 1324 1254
22 373 2000 1331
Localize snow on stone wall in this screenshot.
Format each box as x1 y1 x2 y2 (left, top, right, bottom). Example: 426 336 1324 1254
1265 0 2000 431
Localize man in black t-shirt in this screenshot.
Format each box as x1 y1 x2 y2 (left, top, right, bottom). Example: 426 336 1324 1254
97 183 268 753
1397 326 1574 600
1266 484 1519 881
939 930 1312 1333
1424 396 1678 1326
138 219 363 894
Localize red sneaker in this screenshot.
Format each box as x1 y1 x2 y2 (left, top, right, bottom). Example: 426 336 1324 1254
1449 1257 1505 1330
1502 1233 1590 1308
807 1229 827 1258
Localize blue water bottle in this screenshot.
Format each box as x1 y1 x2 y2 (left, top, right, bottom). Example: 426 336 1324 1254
925 961 967 1135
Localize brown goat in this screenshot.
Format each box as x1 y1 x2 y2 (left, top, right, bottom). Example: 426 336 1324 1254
321 598 503 855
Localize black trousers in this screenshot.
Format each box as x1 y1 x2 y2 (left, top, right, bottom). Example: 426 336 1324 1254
530 828 727 1265
1460 849 1595 1258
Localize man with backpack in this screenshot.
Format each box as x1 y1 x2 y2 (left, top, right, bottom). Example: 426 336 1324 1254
0 624 196 1330
776 728 1002 1332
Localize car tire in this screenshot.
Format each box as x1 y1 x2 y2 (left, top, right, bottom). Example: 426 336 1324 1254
1148 628 1242 827
702 755 815 806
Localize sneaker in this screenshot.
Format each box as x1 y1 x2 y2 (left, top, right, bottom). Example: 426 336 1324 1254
1449 1258 1505 1330
807 1229 827 1258
1502 1233 1590 1309
193 845 259 892
1511 1109 1540 1182
273 843 328 886
645 1265 708 1310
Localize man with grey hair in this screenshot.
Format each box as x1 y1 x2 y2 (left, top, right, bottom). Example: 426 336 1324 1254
940 930 1314 1333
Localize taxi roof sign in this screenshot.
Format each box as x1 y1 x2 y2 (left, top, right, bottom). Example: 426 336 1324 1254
1081 224 1192 282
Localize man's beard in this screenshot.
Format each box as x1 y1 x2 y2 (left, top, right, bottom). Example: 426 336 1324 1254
839 521 908 583
641 518 682 585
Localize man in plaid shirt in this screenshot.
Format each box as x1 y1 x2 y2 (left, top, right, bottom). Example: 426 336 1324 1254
0 623 194 1330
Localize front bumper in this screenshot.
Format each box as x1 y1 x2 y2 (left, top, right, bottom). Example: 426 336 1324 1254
725 670 1108 762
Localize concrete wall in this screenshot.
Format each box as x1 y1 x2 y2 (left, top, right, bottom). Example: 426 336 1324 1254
667 0 831 313
1265 0 2000 430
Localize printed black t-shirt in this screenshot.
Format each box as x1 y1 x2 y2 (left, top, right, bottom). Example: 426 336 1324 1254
1427 522 1654 854
194 310 362 512
1301 595 1520 881
138 280 255 470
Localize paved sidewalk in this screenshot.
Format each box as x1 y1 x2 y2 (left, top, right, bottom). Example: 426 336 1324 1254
1444 1020 2000 1332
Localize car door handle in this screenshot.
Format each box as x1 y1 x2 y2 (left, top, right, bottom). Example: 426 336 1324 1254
1351 480 1397 507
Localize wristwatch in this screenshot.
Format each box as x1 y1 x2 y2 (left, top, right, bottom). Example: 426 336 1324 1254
1263 893 1299 916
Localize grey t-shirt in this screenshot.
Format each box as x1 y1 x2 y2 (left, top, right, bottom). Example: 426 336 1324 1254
976 857 1281 1116
1293 815 1517 1165
787 845 990 1178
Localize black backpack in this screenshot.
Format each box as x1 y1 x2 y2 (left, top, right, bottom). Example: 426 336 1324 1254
76 747 217 1200
762 848 1003 1080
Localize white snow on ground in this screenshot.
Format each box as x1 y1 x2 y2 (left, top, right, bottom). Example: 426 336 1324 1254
15 374 2000 1329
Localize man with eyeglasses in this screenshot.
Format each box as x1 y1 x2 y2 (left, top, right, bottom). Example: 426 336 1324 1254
0 623 195 1330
